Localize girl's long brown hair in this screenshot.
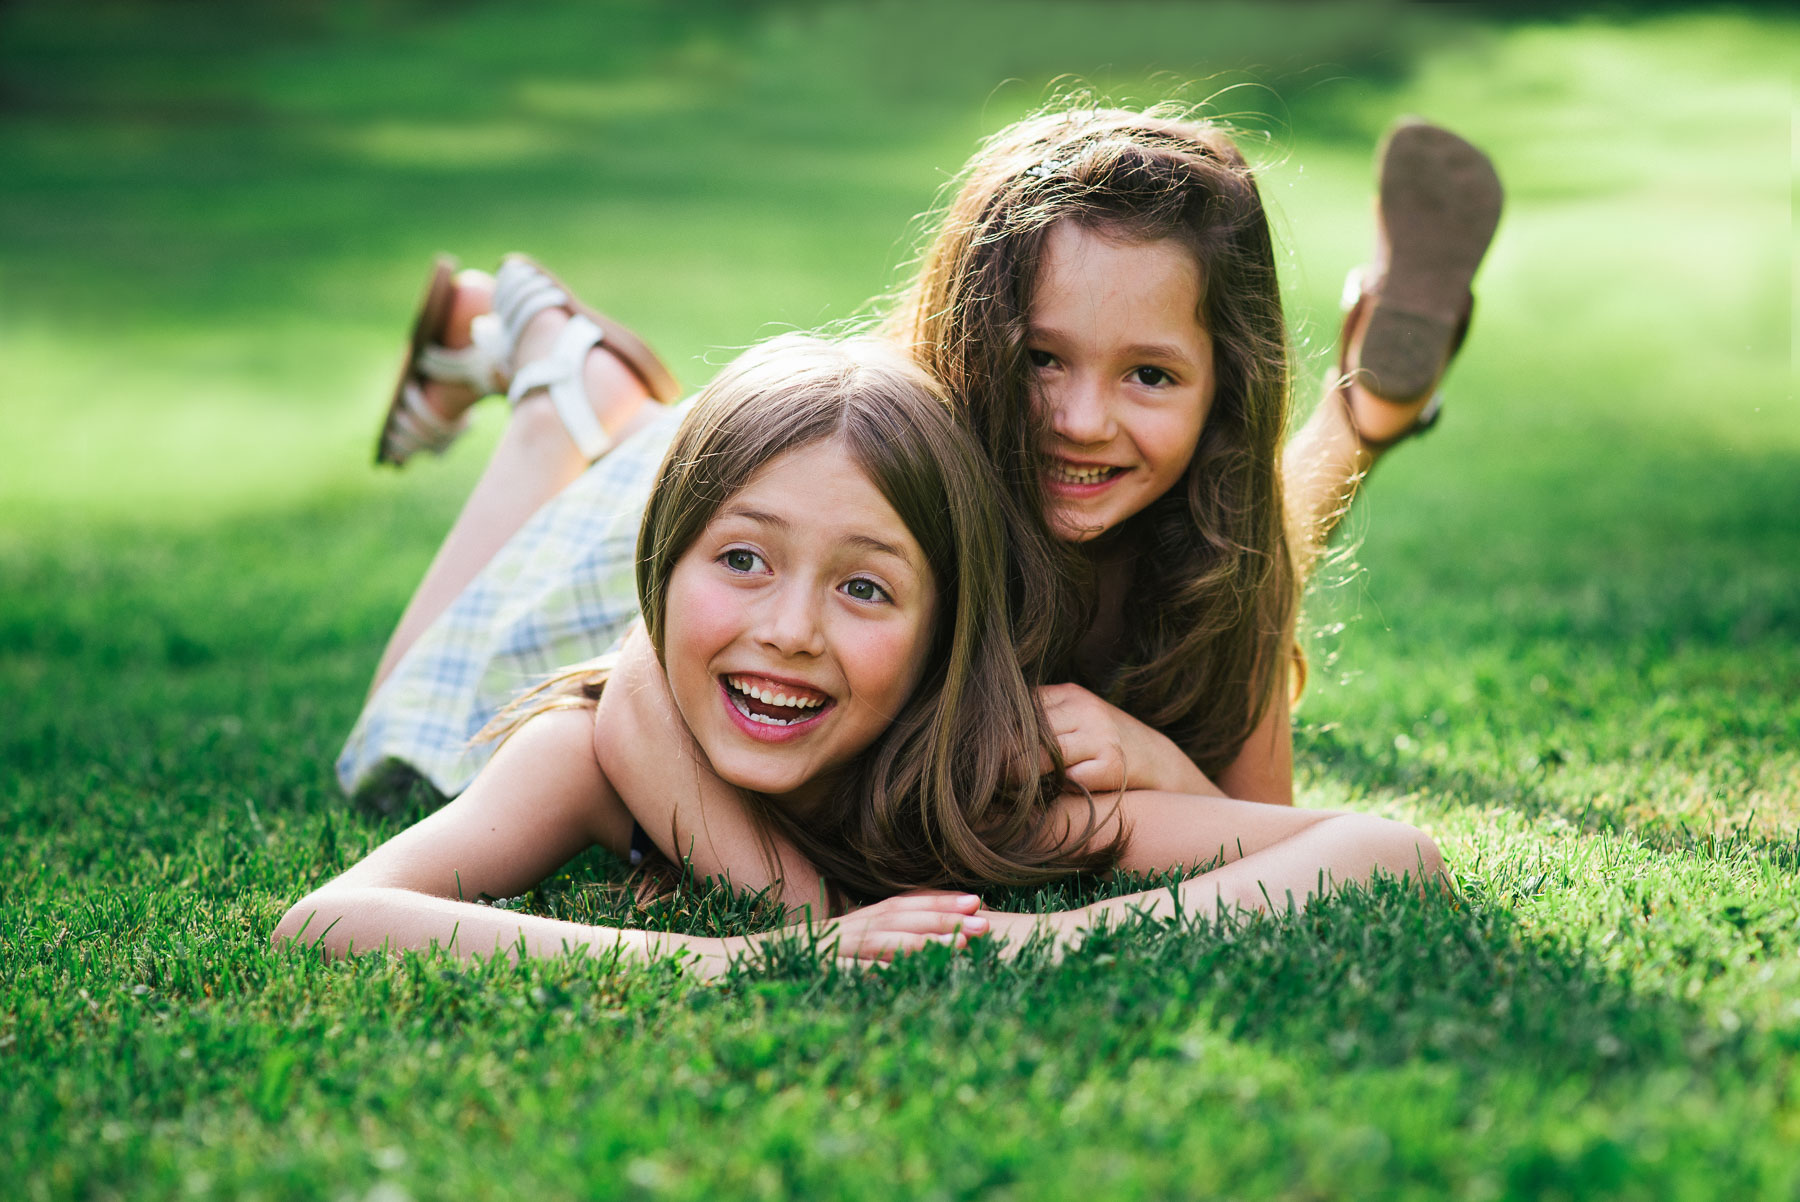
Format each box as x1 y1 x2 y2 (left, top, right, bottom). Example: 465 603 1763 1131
882 105 1298 779
503 334 1119 900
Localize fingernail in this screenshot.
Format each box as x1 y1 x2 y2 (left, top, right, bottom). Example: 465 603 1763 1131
963 916 989 931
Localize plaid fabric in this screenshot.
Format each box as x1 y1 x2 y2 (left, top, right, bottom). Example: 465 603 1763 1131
337 402 690 801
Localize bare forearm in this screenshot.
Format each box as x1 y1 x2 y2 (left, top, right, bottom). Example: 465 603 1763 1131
1051 788 1335 878
1077 812 1444 930
272 885 725 969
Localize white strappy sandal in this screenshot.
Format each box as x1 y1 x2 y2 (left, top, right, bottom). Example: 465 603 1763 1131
374 254 680 467
374 257 508 466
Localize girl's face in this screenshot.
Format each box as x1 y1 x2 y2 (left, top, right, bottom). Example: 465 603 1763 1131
662 438 938 809
1026 221 1216 542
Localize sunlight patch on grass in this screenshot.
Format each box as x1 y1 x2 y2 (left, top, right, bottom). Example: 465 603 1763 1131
326 119 578 169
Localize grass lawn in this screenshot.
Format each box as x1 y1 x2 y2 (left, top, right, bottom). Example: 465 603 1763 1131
3 2 1796 1198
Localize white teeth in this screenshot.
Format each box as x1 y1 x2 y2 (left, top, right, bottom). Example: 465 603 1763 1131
726 691 810 726
726 676 825 711
1051 463 1121 485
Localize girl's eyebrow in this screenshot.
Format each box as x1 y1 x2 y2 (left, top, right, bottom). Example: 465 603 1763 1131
843 532 915 566
1026 325 1198 365
718 504 786 529
1121 342 1196 364
718 506 918 571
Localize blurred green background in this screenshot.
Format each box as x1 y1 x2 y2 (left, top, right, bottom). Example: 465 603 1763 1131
3 3 1798 1196
3 0 1791 826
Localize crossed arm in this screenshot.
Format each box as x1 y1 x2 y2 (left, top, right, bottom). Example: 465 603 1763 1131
270 709 989 977
596 626 1301 911
597 637 1441 951
276 638 1432 973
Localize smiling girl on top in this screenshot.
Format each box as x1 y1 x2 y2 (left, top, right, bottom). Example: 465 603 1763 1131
589 107 1494 900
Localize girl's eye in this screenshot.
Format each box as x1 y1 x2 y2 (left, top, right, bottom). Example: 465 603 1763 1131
1132 365 1172 387
842 577 891 604
1026 348 1057 369
721 549 766 573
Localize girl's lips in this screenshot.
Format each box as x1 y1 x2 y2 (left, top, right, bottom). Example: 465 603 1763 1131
717 678 833 745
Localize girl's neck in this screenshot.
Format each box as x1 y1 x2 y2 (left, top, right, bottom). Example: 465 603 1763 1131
765 765 846 823
1076 527 1137 570
1072 526 1140 682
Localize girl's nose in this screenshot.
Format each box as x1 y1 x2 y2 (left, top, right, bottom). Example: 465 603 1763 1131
1048 376 1115 446
757 584 826 658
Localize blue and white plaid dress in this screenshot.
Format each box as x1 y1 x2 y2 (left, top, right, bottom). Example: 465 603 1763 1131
337 401 690 802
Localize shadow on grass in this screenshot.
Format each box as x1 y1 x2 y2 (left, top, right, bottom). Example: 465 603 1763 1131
1299 722 1800 872
485 840 1764 1100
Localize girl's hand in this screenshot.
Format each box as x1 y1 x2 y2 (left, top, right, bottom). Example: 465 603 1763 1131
804 890 989 964
1037 683 1221 797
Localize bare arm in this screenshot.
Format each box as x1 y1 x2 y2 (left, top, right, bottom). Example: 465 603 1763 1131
594 627 829 910
1212 671 1294 806
273 709 977 973
1075 810 1442 931
987 790 1444 948
270 709 735 968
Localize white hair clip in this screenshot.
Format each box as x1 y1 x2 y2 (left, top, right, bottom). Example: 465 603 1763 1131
1023 158 1069 180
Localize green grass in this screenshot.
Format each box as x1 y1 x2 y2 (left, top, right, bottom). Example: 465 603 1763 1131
3 2 1797 1198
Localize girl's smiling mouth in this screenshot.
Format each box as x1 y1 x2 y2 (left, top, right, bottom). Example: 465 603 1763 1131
1046 459 1127 493
720 673 835 741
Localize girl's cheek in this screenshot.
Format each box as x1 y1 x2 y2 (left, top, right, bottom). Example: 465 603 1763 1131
842 618 932 704
663 572 744 670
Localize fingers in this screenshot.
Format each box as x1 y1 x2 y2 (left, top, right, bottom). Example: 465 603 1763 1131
874 890 983 913
831 910 991 964
832 930 970 969
856 925 976 961
1065 754 1126 795
885 911 989 937
1005 746 1053 788
846 911 989 942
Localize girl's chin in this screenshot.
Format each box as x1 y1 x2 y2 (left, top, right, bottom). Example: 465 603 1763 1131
1048 507 1113 543
715 761 823 808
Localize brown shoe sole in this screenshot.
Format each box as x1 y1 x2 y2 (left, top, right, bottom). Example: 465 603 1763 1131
375 255 460 466
1359 121 1504 404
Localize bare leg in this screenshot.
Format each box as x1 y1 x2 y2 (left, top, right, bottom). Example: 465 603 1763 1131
1285 120 1501 587
1281 308 1437 584
368 276 657 696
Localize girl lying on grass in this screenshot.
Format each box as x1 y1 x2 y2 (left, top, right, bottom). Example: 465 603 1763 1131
318 103 1492 950
278 333 1442 974
278 335 1117 974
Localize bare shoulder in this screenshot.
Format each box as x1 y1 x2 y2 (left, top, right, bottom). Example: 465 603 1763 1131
497 706 634 852
1213 672 1295 807
328 707 633 901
